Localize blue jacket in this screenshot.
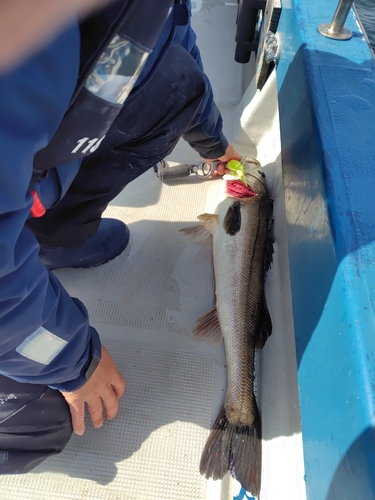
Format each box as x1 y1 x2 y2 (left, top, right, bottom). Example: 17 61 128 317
0 2 227 391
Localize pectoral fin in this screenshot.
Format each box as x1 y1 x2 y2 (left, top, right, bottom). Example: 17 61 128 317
193 306 223 346
223 201 241 235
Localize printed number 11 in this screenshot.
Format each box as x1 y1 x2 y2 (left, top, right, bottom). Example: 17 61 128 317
71 136 105 154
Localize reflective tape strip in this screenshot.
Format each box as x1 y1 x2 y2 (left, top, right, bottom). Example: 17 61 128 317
16 327 68 365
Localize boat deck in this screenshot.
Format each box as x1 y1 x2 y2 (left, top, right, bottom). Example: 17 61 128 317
0 3 305 499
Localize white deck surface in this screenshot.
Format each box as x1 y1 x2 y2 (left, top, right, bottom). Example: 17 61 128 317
0 2 306 499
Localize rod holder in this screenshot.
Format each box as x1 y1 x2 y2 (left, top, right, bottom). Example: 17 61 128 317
318 0 353 40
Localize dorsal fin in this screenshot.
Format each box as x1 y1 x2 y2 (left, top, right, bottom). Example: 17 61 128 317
254 294 272 348
263 198 274 272
263 229 274 272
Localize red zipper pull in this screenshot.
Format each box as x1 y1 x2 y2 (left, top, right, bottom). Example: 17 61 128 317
30 190 46 218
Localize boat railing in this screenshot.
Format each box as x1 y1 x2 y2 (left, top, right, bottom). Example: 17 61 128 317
318 0 353 40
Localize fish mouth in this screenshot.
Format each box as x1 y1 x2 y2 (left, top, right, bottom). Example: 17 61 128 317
226 179 257 198
225 168 267 198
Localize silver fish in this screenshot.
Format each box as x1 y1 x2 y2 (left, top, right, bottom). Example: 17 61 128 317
181 158 273 495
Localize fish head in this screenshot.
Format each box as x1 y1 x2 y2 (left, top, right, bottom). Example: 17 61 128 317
242 158 268 196
224 157 268 199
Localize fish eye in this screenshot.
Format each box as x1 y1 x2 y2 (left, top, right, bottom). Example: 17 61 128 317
258 170 265 178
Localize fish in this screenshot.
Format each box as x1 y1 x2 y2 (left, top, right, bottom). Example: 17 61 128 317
180 157 274 496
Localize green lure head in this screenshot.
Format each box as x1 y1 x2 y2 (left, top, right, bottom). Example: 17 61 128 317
226 159 248 185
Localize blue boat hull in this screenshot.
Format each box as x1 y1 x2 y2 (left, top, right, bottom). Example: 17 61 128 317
276 1 375 498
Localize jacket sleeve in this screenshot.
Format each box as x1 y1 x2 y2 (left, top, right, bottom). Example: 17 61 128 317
0 24 101 393
176 3 229 158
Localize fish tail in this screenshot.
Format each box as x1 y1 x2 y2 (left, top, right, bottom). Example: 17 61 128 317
200 404 261 496
230 406 262 496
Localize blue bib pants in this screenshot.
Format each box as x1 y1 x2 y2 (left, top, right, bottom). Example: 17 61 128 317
26 42 206 246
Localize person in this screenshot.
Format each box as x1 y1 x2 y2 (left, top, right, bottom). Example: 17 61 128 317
0 0 240 474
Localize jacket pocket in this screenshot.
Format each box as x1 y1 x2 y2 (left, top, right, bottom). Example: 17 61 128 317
35 159 82 210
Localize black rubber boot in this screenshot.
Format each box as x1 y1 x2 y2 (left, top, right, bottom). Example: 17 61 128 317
39 218 130 270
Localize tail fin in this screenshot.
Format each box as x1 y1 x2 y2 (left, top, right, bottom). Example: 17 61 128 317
200 405 261 496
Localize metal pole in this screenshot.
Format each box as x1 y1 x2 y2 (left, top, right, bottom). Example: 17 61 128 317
318 0 353 40
330 0 353 33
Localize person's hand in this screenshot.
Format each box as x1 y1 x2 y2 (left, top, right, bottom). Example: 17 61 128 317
0 0 115 72
203 143 241 177
61 345 126 435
